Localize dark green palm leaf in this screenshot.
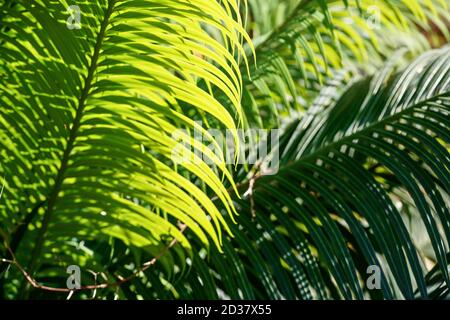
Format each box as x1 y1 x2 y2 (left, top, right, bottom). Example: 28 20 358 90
161 48 450 300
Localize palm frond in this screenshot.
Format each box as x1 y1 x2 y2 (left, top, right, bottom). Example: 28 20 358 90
0 0 449 301
152 48 450 300
241 0 449 128
0 0 249 295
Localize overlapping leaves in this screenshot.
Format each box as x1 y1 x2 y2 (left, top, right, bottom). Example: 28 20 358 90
241 0 449 128
160 48 450 300
0 0 249 296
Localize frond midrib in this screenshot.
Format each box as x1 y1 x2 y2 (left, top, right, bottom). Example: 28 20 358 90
24 0 117 280
269 92 449 180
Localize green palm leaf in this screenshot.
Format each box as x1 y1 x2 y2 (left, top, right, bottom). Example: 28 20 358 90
241 0 449 128
0 0 250 296
156 48 450 300
0 0 449 301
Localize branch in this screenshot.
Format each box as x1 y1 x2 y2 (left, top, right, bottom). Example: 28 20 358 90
1 224 187 294
1 167 261 295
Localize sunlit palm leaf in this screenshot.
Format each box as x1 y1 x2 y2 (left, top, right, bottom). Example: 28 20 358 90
0 0 249 293
241 0 449 128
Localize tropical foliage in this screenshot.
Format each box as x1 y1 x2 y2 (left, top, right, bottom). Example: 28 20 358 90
0 0 449 300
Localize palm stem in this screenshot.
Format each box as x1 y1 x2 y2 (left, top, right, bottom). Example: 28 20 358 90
20 0 117 297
